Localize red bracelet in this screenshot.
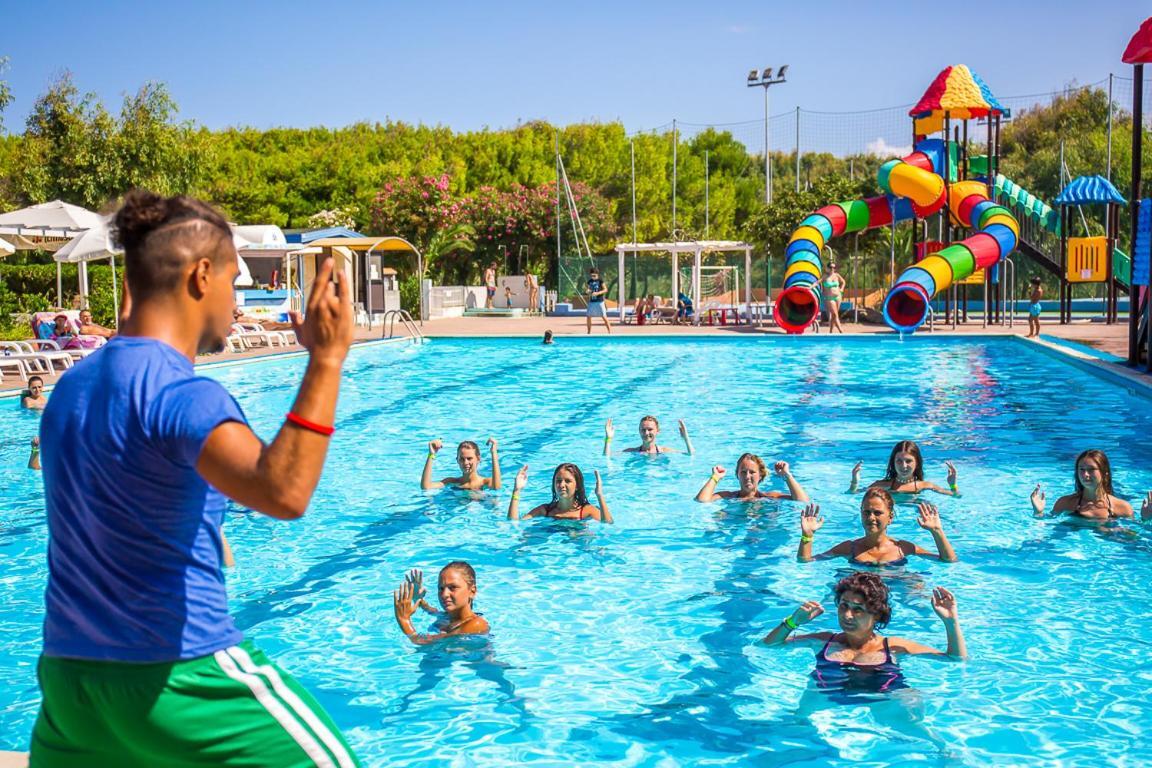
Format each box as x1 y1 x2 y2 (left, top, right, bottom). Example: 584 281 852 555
285 412 335 436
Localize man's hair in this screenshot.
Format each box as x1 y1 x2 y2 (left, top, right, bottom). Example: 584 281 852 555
28 376 44 387
112 190 233 299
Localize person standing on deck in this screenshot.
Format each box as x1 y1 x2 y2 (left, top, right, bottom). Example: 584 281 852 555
31 191 361 767
484 262 498 309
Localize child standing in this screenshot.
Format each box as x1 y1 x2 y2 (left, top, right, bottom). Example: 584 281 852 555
1027 276 1043 338
505 285 513 308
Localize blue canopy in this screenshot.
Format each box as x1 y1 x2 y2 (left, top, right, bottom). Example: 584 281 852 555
1055 175 1127 206
284 226 366 244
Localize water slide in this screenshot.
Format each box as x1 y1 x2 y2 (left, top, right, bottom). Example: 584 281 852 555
774 139 1020 333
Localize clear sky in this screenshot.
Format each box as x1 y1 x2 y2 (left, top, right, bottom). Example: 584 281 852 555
1 1 1149 135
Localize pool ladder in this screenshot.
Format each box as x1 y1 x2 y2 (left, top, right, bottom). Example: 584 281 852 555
381 310 425 344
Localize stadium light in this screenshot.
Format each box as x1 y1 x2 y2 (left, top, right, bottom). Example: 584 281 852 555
745 64 790 204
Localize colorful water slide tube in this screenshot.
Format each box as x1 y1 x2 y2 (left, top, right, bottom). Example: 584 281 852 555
882 180 1019 332
774 140 952 332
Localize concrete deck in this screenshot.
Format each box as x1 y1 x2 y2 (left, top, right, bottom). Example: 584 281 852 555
1 315 1143 397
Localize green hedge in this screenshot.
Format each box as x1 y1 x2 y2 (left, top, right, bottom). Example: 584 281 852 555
0 263 119 329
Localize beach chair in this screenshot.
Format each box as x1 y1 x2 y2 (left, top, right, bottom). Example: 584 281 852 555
229 323 291 350
0 357 29 383
29 311 106 360
0 341 73 373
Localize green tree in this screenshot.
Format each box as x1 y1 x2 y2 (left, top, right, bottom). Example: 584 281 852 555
0 56 13 133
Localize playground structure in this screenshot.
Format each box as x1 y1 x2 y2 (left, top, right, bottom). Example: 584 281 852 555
1124 18 1152 371
776 65 1022 333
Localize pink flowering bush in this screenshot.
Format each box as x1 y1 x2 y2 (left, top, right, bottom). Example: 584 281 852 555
370 175 616 283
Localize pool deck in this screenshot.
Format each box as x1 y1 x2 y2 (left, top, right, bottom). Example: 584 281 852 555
1 316 1146 397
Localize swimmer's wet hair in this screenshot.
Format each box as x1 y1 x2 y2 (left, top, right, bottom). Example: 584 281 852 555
835 571 892 629
457 441 480 458
1074 449 1114 497
736 452 767 480
113 190 233 299
640 415 659 428
862 487 895 513
885 440 925 483
550 462 590 508
441 561 477 588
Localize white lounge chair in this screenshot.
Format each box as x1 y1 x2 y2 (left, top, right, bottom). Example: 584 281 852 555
0 358 28 383
229 323 294 350
1 341 74 372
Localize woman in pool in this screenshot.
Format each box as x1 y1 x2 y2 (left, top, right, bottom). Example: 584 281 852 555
822 261 846 334
695 453 809 503
508 463 612 522
604 415 694 455
421 437 501 491
797 489 958 565
393 561 489 645
849 440 959 497
1030 448 1152 522
21 376 47 410
762 572 966 687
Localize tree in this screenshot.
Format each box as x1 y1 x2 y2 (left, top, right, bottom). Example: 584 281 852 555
0 56 13 133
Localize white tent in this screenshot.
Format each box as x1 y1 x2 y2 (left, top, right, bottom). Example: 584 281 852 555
613 240 755 326
54 216 122 322
0 200 105 305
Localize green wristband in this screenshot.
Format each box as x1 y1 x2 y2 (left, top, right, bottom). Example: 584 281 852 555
427 452 436 459
800 534 813 543
783 616 798 631
710 474 721 483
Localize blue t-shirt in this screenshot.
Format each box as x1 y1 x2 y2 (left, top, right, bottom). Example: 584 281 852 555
41 336 247 662
587 278 605 303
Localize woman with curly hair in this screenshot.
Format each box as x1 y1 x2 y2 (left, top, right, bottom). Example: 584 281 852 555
763 572 966 697
695 453 808 503
507 463 612 523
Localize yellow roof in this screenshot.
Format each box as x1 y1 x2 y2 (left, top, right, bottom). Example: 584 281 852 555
308 236 420 253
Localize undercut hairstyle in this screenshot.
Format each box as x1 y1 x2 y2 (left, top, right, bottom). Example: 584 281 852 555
862 487 895 514
835 571 892 629
736 452 768 481
1074 449 1115 497
550 463 590 508
885 440 925 484
441 561 477 588
112 190 233 299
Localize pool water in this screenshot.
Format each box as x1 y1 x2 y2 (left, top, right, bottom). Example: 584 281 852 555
2 336 1151 767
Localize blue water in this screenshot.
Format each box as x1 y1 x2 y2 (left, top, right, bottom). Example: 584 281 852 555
2 336 1151 767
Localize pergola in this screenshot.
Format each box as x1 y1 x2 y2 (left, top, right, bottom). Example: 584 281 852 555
306 236 423 324
613 240 755 325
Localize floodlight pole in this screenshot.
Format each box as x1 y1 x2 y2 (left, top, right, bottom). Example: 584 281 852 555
747 66 788 206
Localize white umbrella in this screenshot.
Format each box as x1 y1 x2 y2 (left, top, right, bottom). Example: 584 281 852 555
54 216 121 323
0 238 13 255
0 200 104 304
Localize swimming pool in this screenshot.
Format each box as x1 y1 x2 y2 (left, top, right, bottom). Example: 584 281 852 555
2 336 1151 766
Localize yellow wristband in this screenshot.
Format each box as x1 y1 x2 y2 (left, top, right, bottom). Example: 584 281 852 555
511 492 520 500
710 474 721 483
427 452 436 459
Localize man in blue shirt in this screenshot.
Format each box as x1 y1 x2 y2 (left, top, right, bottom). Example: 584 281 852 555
31 191 360 767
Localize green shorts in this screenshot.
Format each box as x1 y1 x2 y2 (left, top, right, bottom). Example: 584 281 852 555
30 640 360 768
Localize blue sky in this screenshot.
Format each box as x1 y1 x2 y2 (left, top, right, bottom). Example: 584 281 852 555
1 1 1148 134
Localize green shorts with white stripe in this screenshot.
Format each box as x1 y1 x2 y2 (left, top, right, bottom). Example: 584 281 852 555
30 640 361 768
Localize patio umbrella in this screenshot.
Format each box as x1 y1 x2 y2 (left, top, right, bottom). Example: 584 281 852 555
0 200 104 304
54 217 122 323
0 238 13 255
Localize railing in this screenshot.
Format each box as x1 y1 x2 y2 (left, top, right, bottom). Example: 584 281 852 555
381 310 425 344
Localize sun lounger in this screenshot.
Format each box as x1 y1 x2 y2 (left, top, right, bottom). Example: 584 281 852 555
229 323 294 350
1 341 74 372
0 358 29 383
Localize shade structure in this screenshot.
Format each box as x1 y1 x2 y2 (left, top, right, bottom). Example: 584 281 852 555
52 216 121 323
305 236 424 323
1054 175 1127 206
0 200 105 249
1123 16 1152 63
909 65 1005 120
0 238 13 255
